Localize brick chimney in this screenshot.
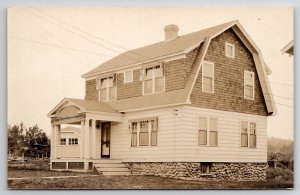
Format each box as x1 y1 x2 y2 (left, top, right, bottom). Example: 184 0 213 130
164 24 179 41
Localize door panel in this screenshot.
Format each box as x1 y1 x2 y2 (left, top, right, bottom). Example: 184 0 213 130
101 122 110 158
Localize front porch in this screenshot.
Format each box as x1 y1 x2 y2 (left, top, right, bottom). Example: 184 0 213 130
48 98 123 172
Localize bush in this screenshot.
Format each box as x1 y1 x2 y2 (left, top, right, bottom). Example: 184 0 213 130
266 167 293 180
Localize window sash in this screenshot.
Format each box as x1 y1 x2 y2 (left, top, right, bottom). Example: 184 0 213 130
202 62 214 93
139 132 149 146
198 130 207 145
241 134 248 147
244 71 254 99
226 44 234 57
144 79 153 94
131 133 137 147
60 138 66 145
124 71 133 83
209 131 218 146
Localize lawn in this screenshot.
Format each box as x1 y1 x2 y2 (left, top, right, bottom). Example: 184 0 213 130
7 169 293 189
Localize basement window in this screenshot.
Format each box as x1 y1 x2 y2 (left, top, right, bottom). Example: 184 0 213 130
200 162 212 174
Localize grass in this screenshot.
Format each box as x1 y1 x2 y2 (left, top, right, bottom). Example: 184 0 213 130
7 169 293 189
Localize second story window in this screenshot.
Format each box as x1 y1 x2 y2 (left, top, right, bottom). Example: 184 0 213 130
143 65 164 95
124 70 133 83
69 138 78 145
202 61 214 93
98 75 116 101
244 71 255 100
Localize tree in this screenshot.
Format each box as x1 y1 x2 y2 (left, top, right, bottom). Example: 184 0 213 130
8 123 50 158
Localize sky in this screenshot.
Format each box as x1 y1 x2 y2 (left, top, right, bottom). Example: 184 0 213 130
7 7 294 139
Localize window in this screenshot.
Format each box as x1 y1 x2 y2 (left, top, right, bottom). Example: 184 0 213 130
151 119 158 146
202 61 214 93
60 138 66 145
225 42 235 58
124 70 133 83
131 122 137 147
139 121 149 146
244 71 255 100
130 117 158 147
143 65 164 94
200 162 212 174
198 117 218 146
241 121 257 148
198 117 207 145
98 76 116 101
69 138 78 145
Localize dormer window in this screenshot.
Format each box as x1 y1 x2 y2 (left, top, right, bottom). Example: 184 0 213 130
97 75 116 101
225 42 235 58
142 65 164 95
124 70 133 84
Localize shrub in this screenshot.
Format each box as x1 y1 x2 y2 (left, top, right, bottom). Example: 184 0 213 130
266 167 293 180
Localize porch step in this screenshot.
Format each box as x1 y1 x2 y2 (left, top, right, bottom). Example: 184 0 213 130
94 163 127 168
102 171 131 176
93 159 131 176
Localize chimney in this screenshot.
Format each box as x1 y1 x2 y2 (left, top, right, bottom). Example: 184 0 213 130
164 24 179 41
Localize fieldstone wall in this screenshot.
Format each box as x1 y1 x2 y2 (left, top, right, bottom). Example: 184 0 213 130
126 162 267 181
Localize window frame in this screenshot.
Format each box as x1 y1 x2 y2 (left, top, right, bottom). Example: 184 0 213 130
60 138 66 145
202 61 215 93
240 121 257 148
225 42 235 58
98 76 117 102
130 117 158 147
142 65 165 95
198 117 218 146
68 138 78 145
200 162 212 174
244 70 255 100
124 70 133 84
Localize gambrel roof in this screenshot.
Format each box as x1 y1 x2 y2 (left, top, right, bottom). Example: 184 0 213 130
50 20 276 116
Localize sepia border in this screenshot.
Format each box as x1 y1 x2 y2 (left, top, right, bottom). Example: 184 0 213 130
1 0 299 194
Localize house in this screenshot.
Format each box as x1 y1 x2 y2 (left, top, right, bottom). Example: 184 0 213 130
48 20 276 181
281 40 294 56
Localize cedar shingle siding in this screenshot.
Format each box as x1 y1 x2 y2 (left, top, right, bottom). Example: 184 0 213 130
117 69 142 100
190 29 268 116
165 48 197 91
85 79 98 100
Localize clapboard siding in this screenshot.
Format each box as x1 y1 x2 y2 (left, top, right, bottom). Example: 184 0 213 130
172 106 267 162
109 105 267 162
110 108 176 161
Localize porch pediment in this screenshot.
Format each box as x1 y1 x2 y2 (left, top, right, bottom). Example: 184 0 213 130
48 98 121 123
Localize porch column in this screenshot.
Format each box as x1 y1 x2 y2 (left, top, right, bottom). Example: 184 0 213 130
84 119 90 159
53 124 60 159
50 124 55 159
80 120 85 159
91 119 96 159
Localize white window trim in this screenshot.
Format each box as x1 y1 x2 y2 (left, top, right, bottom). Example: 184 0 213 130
142 65 165 95
198 116 219 146
98 76 117 102
123 70 133 84
244 70 255 100
202 61 215 93
130 119 158 147
240 121 257 148
225 42 235 58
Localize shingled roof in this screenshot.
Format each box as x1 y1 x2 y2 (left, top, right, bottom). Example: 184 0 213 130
49 20 276 116
82 21 236 78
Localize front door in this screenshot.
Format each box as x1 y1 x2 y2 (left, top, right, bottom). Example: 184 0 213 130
101 122 110 158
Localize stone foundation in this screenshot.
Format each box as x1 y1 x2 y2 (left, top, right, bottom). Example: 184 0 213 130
126 162 267 181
